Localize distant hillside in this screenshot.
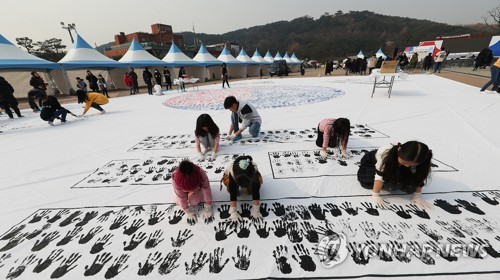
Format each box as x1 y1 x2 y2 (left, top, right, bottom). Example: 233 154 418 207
180 10 492 61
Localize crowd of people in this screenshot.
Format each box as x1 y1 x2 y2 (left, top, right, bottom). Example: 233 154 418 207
168 95 434 224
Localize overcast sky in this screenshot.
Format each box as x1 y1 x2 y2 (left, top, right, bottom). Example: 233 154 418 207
1 0 498 50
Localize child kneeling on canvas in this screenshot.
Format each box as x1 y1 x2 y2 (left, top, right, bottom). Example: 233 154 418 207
357 141 433 209
316 117 351 159
223 155 263 222
172 160 213 224
195 114 220 161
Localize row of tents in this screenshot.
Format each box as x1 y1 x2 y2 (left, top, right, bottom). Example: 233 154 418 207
0 34 302 98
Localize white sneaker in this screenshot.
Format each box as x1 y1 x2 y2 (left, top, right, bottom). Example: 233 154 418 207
48 121 54 126
100 110 106 114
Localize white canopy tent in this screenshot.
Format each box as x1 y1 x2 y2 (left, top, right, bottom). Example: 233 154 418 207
163 42 204 82
263 50 274 63
0 34 62 98
283 52 299 73
236 48 260 77
357 50 365 59
59 34 124 90
192 43 221 82
217 47 246 79
376 48 387 59
274 51 283 60
251 49 270 77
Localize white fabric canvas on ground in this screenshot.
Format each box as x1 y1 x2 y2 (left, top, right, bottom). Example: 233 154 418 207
1 75 500 279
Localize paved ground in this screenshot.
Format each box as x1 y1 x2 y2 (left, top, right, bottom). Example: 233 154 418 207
10 67 494 111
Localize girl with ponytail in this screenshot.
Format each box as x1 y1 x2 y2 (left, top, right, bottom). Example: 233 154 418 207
357 141 433 209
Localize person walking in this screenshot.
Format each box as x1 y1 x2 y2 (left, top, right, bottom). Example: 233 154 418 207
408 53 419 73
178 66 187 92
153 69 162 87
368 54 377 75
433 47 447 73
0 77 23 119
143 67 153 95
221 63 230 88
422 53 433 72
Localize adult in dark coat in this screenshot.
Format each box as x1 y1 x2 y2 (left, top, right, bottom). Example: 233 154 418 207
40 95 70 125
422 53 433 71
153 69 162 85
29 72 47 107
375 56 384 69
163 67 172 90
0 77 23 118
143 67 153 95
128 68 139 93
86 70 99 92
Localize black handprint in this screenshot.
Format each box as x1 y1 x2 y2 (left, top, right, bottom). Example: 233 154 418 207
286 222 304 243
168 210 184 224
79 226 103 244
254 221 270 238
84 252 112 276
234 219 251 238
6 254 36 279
379 222 403 240
90 233 113 254
434 199 461 214
324 203 342 217
209 247 229 274
408 241 436 265
47 209 70 223
158 250 181 275
455 199 485 215
75 211 98 227
389 241 412 263
435 220 465 238
130 205 145 216
31 231 58 252
366 240 392 262
0 224 25 240
308 203 326 220
360 202 379 216
29 210 50 223
56 226 83 246
50 252 82 279
149 210 165 225
292 205 311 220
123 219 145 236
348 242 371 265
273 219 287 238
300 221 319 243
471 237 500 258
272 202 285 217
214 222 233 241
388 204 412 219
272 245 292 274
123 232 147 251
417 224 443 242
97 210 114 222
104 254 129 279
172 229 193 247
425 240 457 262
359 221 380 239
145 230 165 249
0 253 11 269
138 251 162 276
109 215 128 230
185 251 208 275
292 243 316 271
33 249 63 273
233 245 252 271
218 204 231 219
406 204 430 219
259 203 270 217
239 203 251 218
26 223 51 240
59 210 82 227
472 192 499 205
316 222 339 238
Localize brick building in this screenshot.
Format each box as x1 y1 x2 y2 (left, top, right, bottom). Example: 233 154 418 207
104 23 184 59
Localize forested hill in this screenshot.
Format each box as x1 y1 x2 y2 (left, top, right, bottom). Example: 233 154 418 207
179 10 486 61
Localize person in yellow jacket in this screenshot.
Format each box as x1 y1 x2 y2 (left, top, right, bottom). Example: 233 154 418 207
76 90 109 116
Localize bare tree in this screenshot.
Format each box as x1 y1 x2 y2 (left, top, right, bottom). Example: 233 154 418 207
482 5 500 32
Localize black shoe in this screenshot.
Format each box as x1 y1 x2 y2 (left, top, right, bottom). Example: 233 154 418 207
18 115 24 118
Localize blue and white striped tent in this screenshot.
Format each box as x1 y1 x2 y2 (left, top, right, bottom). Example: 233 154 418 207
263 50 274 63
237 48 260 77
217 47 246 78
119 39 168 67
0 34 58 69
58 34 123 69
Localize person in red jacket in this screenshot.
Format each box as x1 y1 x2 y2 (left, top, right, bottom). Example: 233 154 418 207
124 73 135 95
